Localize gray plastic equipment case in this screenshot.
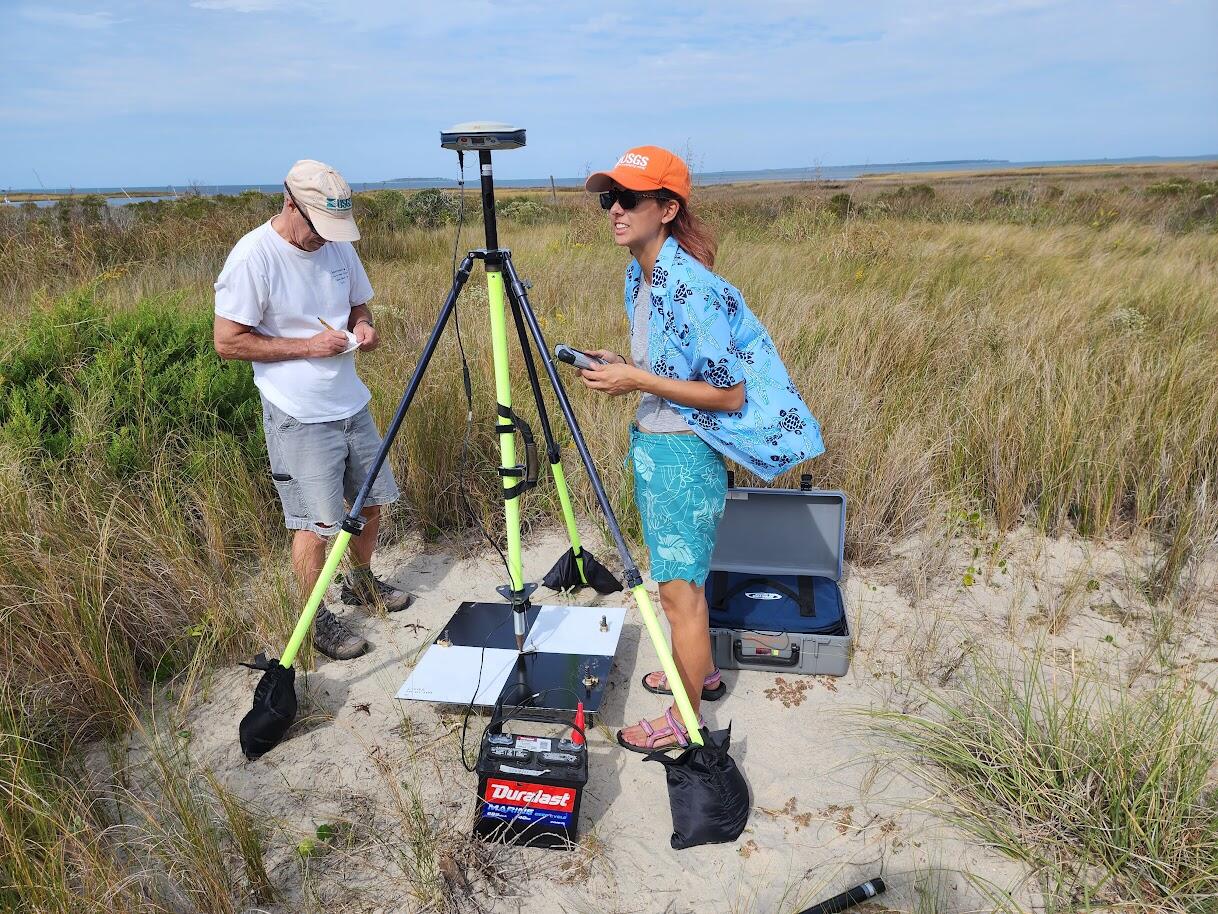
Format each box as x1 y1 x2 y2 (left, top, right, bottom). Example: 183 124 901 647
708 483 851 677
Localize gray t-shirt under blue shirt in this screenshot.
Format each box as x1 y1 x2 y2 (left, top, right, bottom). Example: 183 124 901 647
631 282 691 433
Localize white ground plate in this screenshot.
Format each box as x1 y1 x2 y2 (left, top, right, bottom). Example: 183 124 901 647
395 646 519 705
522 604 627 656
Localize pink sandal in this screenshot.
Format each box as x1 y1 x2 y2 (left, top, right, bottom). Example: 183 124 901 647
616 706 705 754
642 668 726 701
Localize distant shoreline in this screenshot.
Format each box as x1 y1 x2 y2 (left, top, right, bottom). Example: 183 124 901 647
5 154 1216 203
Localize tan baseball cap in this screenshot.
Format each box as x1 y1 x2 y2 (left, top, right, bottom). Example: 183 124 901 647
284 159 360 242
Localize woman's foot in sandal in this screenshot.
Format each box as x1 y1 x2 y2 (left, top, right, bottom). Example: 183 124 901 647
616 706 704 754
641 668 726 701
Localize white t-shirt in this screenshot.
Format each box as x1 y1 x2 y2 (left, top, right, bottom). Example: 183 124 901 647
214 221 374 422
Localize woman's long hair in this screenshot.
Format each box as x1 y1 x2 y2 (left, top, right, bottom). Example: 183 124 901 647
664 193 717 269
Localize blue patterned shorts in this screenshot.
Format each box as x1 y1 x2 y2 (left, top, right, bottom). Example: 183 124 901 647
631 426 728 585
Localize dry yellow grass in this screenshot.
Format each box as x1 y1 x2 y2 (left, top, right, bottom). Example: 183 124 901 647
0 167 1215 911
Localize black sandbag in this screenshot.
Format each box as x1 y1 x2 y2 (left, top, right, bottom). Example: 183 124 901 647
647 725 750 849
542 547 623 594
239 652 297 761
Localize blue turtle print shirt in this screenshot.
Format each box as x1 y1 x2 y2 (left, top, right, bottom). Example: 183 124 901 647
624 236 825 481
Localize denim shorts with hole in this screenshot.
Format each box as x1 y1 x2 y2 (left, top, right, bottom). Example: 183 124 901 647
261 395 400 537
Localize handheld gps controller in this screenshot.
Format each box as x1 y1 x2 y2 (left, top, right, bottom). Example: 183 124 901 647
554 345 607 371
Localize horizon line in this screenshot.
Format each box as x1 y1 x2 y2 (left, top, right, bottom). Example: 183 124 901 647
5 153 1216 196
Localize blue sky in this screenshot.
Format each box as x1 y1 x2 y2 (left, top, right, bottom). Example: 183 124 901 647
2 1 1216 188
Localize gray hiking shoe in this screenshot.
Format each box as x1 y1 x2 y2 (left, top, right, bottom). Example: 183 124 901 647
341 570 416 612
312 606 368 660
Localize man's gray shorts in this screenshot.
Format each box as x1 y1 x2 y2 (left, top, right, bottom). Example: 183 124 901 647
261 395 400 537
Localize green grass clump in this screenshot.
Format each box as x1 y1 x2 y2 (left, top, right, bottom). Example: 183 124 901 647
1 282 262 477
0 281 279 747
0 705 147 913
871 657 1218 912
1 700 278 913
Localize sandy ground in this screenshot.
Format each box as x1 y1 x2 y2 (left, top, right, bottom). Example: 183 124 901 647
150 520 1216 914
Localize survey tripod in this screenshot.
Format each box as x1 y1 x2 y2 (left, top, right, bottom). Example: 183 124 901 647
255 123 703 749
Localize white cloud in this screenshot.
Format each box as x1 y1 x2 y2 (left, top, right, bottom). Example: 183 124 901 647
191 0 282 11
2 0 1215 184
19 7 117 29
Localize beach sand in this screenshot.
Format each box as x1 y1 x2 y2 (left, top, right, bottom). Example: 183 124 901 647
118 522 1216 913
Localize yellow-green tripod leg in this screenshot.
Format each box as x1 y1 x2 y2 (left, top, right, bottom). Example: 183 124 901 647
548 461 588 585
486 268 527 609
280 530 353 669
631 585 704 746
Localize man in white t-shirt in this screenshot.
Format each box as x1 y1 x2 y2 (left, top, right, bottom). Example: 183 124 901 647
213 159 413 661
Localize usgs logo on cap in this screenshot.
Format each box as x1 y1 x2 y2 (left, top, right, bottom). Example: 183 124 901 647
616 152 650 169
325 197 352 212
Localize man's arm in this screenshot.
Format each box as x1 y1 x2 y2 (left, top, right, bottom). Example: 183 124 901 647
348 302 380 352
348 303 372 332
213 316 348 362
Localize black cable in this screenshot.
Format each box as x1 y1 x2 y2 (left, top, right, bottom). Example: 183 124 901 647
462 666 589 773
490 687 585 728
458 613 515 772
475 686 588 768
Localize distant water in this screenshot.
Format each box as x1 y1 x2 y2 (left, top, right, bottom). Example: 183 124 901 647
12 195 172 209
6 155 1215 205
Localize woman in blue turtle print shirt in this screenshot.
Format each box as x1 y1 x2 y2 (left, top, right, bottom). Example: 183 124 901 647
579 146 824 753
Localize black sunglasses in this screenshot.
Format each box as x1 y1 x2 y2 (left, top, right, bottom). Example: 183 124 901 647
284 183 322 238
599 188 669 211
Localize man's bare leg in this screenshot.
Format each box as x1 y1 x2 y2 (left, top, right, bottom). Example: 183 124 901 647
291 525 366 660
341 505 415 611
348 504 380 569
291 527 328 597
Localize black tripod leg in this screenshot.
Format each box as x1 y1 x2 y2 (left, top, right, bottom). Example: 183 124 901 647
270 254 476 673
500 253 643 587
504 277 594 586
343 254 476 532
505 280 561 465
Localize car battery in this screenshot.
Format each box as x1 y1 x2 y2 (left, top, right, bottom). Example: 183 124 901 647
474 728 587 849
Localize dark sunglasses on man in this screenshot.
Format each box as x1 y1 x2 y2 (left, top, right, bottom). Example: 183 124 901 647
284 183 323 239
599 188 671 211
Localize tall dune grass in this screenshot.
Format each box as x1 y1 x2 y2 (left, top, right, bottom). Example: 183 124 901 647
870 655 1218 912
0 168 1215 909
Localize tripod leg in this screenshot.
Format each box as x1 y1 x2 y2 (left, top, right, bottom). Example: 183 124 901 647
501 254 703 745
485 264 530 647
274 255 476 669
347 254 475 522
280 530 351 668
504 280 589 585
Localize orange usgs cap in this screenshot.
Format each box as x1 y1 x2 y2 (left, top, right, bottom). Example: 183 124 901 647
585 146 692 201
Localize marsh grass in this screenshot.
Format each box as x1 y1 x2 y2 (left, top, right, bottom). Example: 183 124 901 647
1 167 1215 909
1 700 276 913
869 655 1218 912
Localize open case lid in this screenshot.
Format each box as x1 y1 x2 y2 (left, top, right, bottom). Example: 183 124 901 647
709 488 846 580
